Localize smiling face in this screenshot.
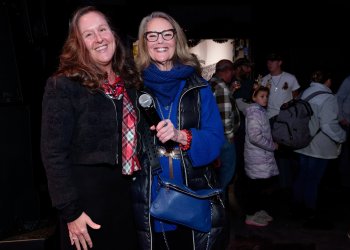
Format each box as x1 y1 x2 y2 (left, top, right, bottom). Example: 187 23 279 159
78 11 116 72
145 17 176 71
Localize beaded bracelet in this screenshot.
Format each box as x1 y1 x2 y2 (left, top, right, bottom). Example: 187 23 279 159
179 129 192 151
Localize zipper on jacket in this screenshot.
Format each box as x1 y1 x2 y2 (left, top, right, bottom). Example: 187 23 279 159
135 91 143 156
97 89 119 164
178 84 207 250
178 84 205 185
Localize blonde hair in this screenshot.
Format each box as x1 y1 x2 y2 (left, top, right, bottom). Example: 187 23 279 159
136 11 201 74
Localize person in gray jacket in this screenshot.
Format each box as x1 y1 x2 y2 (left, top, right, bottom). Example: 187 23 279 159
293 70 346 224
337 74 350 238
336 75 350 187
243 86 279 227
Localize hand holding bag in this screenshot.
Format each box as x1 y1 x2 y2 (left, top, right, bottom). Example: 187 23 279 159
150 177 222 232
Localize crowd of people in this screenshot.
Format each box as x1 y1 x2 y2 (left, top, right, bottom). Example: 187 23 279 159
40 5 349 250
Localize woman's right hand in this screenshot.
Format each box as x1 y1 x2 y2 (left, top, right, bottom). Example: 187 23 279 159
67 212 101 250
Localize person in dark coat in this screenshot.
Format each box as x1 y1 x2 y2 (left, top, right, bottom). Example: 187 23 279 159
132 11 226 250
41 6 142 250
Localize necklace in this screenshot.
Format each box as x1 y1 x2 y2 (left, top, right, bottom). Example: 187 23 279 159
155 98 176 179
155 98 173 121
270 72 284 92
102 74 124 100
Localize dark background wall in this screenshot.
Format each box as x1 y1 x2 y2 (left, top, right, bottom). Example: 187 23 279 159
1 0 349 238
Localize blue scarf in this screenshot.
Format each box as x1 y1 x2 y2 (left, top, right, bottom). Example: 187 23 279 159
143 63 195 106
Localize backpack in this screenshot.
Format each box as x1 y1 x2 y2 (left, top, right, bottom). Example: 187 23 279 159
270 91 330 149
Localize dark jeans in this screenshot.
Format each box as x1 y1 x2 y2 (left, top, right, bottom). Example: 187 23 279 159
293 154 329 210
218 138 236 199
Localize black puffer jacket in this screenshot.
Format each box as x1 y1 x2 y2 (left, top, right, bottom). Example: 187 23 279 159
131 74 226 250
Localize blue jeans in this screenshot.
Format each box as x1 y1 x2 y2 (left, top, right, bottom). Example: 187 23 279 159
293 154 328 209
218 139 236 195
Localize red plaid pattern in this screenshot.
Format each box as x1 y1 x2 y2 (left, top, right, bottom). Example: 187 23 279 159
121 89 140 175
102 76 141 175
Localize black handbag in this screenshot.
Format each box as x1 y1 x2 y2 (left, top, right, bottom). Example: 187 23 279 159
150 177 222 232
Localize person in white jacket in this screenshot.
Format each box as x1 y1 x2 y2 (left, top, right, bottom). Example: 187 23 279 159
294 70 346 225
261 52 300 192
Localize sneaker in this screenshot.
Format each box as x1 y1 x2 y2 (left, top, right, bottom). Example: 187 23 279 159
245 214 268 227
256 210 273 222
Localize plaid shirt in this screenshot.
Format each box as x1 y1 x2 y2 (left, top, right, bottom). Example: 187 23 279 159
210 76 240 140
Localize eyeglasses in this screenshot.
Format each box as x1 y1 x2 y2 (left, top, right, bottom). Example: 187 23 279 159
144 29 176 42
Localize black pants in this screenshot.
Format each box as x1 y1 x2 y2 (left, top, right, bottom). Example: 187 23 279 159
153 226 193 250
243 175 278 215
59 164 138 250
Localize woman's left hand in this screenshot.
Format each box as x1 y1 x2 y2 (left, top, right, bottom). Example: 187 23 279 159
68 212 101 250
152 119 187 145
154 119 178 143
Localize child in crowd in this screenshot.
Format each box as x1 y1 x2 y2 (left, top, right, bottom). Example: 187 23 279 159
243 86 279 226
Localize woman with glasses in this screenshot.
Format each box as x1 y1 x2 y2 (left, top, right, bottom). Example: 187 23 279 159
131 11 226 250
